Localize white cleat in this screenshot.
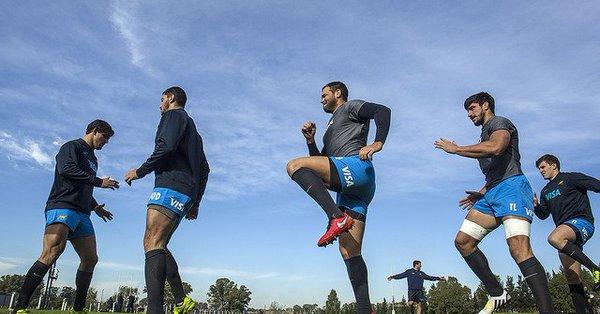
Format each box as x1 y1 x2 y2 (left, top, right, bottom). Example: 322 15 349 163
478 290 511 314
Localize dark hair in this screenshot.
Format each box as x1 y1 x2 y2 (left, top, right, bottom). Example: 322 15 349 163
413 260 421 267
163 86 187 107
536 154 560 170
464 92 495 114
86 119 114 137
323 81 348 101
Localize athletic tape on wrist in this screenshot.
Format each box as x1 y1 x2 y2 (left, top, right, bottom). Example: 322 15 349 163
503 218 531 238
459 219 490 241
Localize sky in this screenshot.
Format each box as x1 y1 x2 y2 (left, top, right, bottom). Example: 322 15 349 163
0 0 599 308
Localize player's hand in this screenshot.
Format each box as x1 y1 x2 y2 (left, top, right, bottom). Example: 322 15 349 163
185 206 199 220
101 177 120 190
434 138 459 154
94 203 113 222
387 276 393 281
359 142 383 160
124 169 139 186
440 276 447 281
302 121 316 143
533 193 539 207
459 191 484 210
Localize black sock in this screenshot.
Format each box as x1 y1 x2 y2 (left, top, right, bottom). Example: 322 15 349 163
569 283 587 314
463 248 503 297
291 168 343 219
15 261 50 309
74 270 93 311
165 251 185 304
561 242 599 272
145 249 167 314
344 255 371 314
518 257 554 313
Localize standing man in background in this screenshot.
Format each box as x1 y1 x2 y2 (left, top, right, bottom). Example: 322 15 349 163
388 260 446 314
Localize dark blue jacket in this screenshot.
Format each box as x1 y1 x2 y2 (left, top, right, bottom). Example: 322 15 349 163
137 109 210 209
390 268 442 290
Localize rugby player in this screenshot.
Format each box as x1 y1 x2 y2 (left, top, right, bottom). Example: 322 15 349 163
124 87 209 314
286 81 391 313
434 92 554 313
13 120 118 313
533 154 600 313
387 260 446 314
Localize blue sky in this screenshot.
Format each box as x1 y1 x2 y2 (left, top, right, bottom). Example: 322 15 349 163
1 0 599 308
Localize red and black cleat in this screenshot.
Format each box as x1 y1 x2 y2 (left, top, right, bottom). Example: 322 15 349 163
317 212 354 247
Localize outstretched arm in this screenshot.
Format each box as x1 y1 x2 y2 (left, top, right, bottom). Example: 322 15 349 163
387 270 409 280
422 272 443 281
435 130 510 159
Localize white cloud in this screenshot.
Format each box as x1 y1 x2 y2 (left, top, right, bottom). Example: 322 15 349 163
109 1 158 77
0 261 18 272
0 131 54 170
180 266 278 280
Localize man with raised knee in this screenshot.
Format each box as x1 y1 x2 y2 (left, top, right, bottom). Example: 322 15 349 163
125 86 209 314
533 154 600 313
435 92 553 313
287 81 391 313
13 120 118 314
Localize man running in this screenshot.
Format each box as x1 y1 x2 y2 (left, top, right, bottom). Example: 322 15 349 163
13 120 118 313
434 92 554 313
387 260 446 314
124 86 209 314
286 81 391 314
533 154 600 313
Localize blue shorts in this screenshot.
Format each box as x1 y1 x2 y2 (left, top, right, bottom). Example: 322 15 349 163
45 209 95 240
564 218 595 248
147 187 193 222
474 175 534 221
330 156 376 217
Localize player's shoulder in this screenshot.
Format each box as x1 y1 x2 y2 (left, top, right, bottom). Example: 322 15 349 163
345 99 367 109
491 115 514 126
60 139 81 149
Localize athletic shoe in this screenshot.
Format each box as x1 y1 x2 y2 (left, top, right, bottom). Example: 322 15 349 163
15 310 30 314
317 212 354 247
593 269 600 292
174 295 197 314
478 290 511 314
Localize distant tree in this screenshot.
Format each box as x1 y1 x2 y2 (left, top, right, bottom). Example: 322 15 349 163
511 275 534 312
504 275 516 312
86 287 98 307
426 276 474 313
375 298 388 314
472 282 488 311
165 281 193 304
293 304 303 314
547 270 573 313
340 302 355 314
59 286 76 305
207 278 251 311
269 301 284 313
325 289 341 314
302 303 320 314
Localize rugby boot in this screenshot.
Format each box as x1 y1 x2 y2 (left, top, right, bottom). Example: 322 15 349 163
174 295 197 314
478 290 511 314
318 212 354 247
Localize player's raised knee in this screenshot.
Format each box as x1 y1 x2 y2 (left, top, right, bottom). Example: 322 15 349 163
286 158 303 177
546 233 563 250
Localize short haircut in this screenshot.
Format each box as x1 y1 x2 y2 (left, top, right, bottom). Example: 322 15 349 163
464 92 495 114
413 260 421 267
536 154 560 170
163 86 187 107
86 119 114 137
323 81 348 101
